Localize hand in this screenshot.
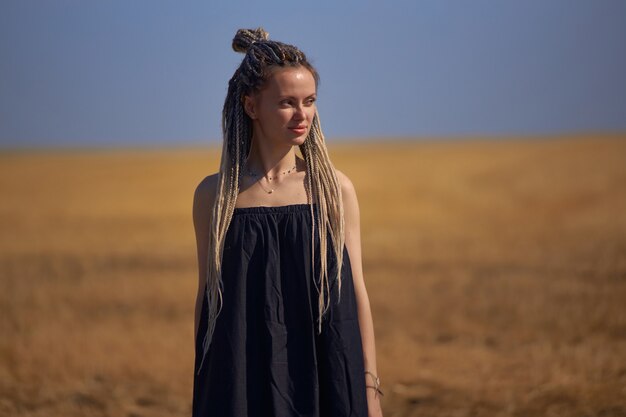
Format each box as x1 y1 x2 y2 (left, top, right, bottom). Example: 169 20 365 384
366 387 383 417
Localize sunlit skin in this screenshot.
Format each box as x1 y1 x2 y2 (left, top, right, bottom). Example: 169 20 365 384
244 66 318 150
193 65 384 416
235 66 318 208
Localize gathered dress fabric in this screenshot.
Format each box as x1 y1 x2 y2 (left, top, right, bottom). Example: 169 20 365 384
192 203 368 417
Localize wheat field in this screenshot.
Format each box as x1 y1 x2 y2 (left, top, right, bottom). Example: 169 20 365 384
1 135 625 416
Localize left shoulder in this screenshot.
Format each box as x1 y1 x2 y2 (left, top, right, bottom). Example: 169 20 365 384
335 170 361 242
335 169 359 208
335 169 356 198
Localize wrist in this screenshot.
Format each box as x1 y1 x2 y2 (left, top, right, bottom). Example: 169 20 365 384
364 370 383 398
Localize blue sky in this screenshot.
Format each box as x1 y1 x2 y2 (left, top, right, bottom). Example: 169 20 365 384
1 0 625 149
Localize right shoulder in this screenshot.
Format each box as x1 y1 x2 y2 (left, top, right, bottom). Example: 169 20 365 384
193 173 219 222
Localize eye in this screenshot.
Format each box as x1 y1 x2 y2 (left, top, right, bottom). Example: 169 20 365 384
305 97 316 106
279 99 292 107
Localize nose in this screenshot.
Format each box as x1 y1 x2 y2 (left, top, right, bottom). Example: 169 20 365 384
293 105 305 120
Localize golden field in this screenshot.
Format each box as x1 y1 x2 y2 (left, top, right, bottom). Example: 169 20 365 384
1 135 625 417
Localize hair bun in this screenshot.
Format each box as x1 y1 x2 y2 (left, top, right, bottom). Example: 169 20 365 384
232 28 269 53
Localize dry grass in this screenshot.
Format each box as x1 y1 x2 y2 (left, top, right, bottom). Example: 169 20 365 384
1 135 625 416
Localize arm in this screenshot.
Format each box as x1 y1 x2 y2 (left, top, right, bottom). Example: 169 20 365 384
336 170 384 415
192 174 218 342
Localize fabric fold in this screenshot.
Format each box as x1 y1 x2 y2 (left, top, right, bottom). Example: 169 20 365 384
193 203 367 417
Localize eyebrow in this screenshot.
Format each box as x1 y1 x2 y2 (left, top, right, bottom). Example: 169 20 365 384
278 94 317 100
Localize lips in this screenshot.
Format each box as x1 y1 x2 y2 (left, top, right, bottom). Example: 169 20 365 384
289 126 308 134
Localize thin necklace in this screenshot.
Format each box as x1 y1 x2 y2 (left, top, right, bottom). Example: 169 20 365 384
246 164 297 194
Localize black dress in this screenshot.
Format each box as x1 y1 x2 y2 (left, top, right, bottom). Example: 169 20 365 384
192 203 368 417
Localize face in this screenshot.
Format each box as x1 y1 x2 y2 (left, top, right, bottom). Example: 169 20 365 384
244 66 317 147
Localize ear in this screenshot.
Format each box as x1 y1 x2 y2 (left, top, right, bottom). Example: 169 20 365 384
243 95 257 120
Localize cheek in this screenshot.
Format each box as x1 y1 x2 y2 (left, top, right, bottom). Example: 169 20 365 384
260 108 286 126
278 110 293 124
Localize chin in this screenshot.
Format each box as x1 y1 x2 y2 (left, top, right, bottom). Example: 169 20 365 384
288 134 308 146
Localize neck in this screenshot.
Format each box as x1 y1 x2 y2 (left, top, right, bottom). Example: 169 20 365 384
245 136 299 178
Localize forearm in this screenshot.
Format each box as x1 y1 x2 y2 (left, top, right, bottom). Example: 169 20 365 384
355 286 378 376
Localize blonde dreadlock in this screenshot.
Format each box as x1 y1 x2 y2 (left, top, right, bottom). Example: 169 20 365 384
197 28 345 374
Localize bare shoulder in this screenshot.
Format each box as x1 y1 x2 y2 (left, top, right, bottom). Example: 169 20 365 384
195 173 218 198
335 170 362 249
335 169 361 225
335 169 358 204
194 173 218 202
193 173 219 223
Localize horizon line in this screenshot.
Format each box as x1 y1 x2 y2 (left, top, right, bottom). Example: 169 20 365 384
1 131 625 154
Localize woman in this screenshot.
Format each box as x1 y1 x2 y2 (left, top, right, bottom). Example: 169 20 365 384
192 28 383 417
